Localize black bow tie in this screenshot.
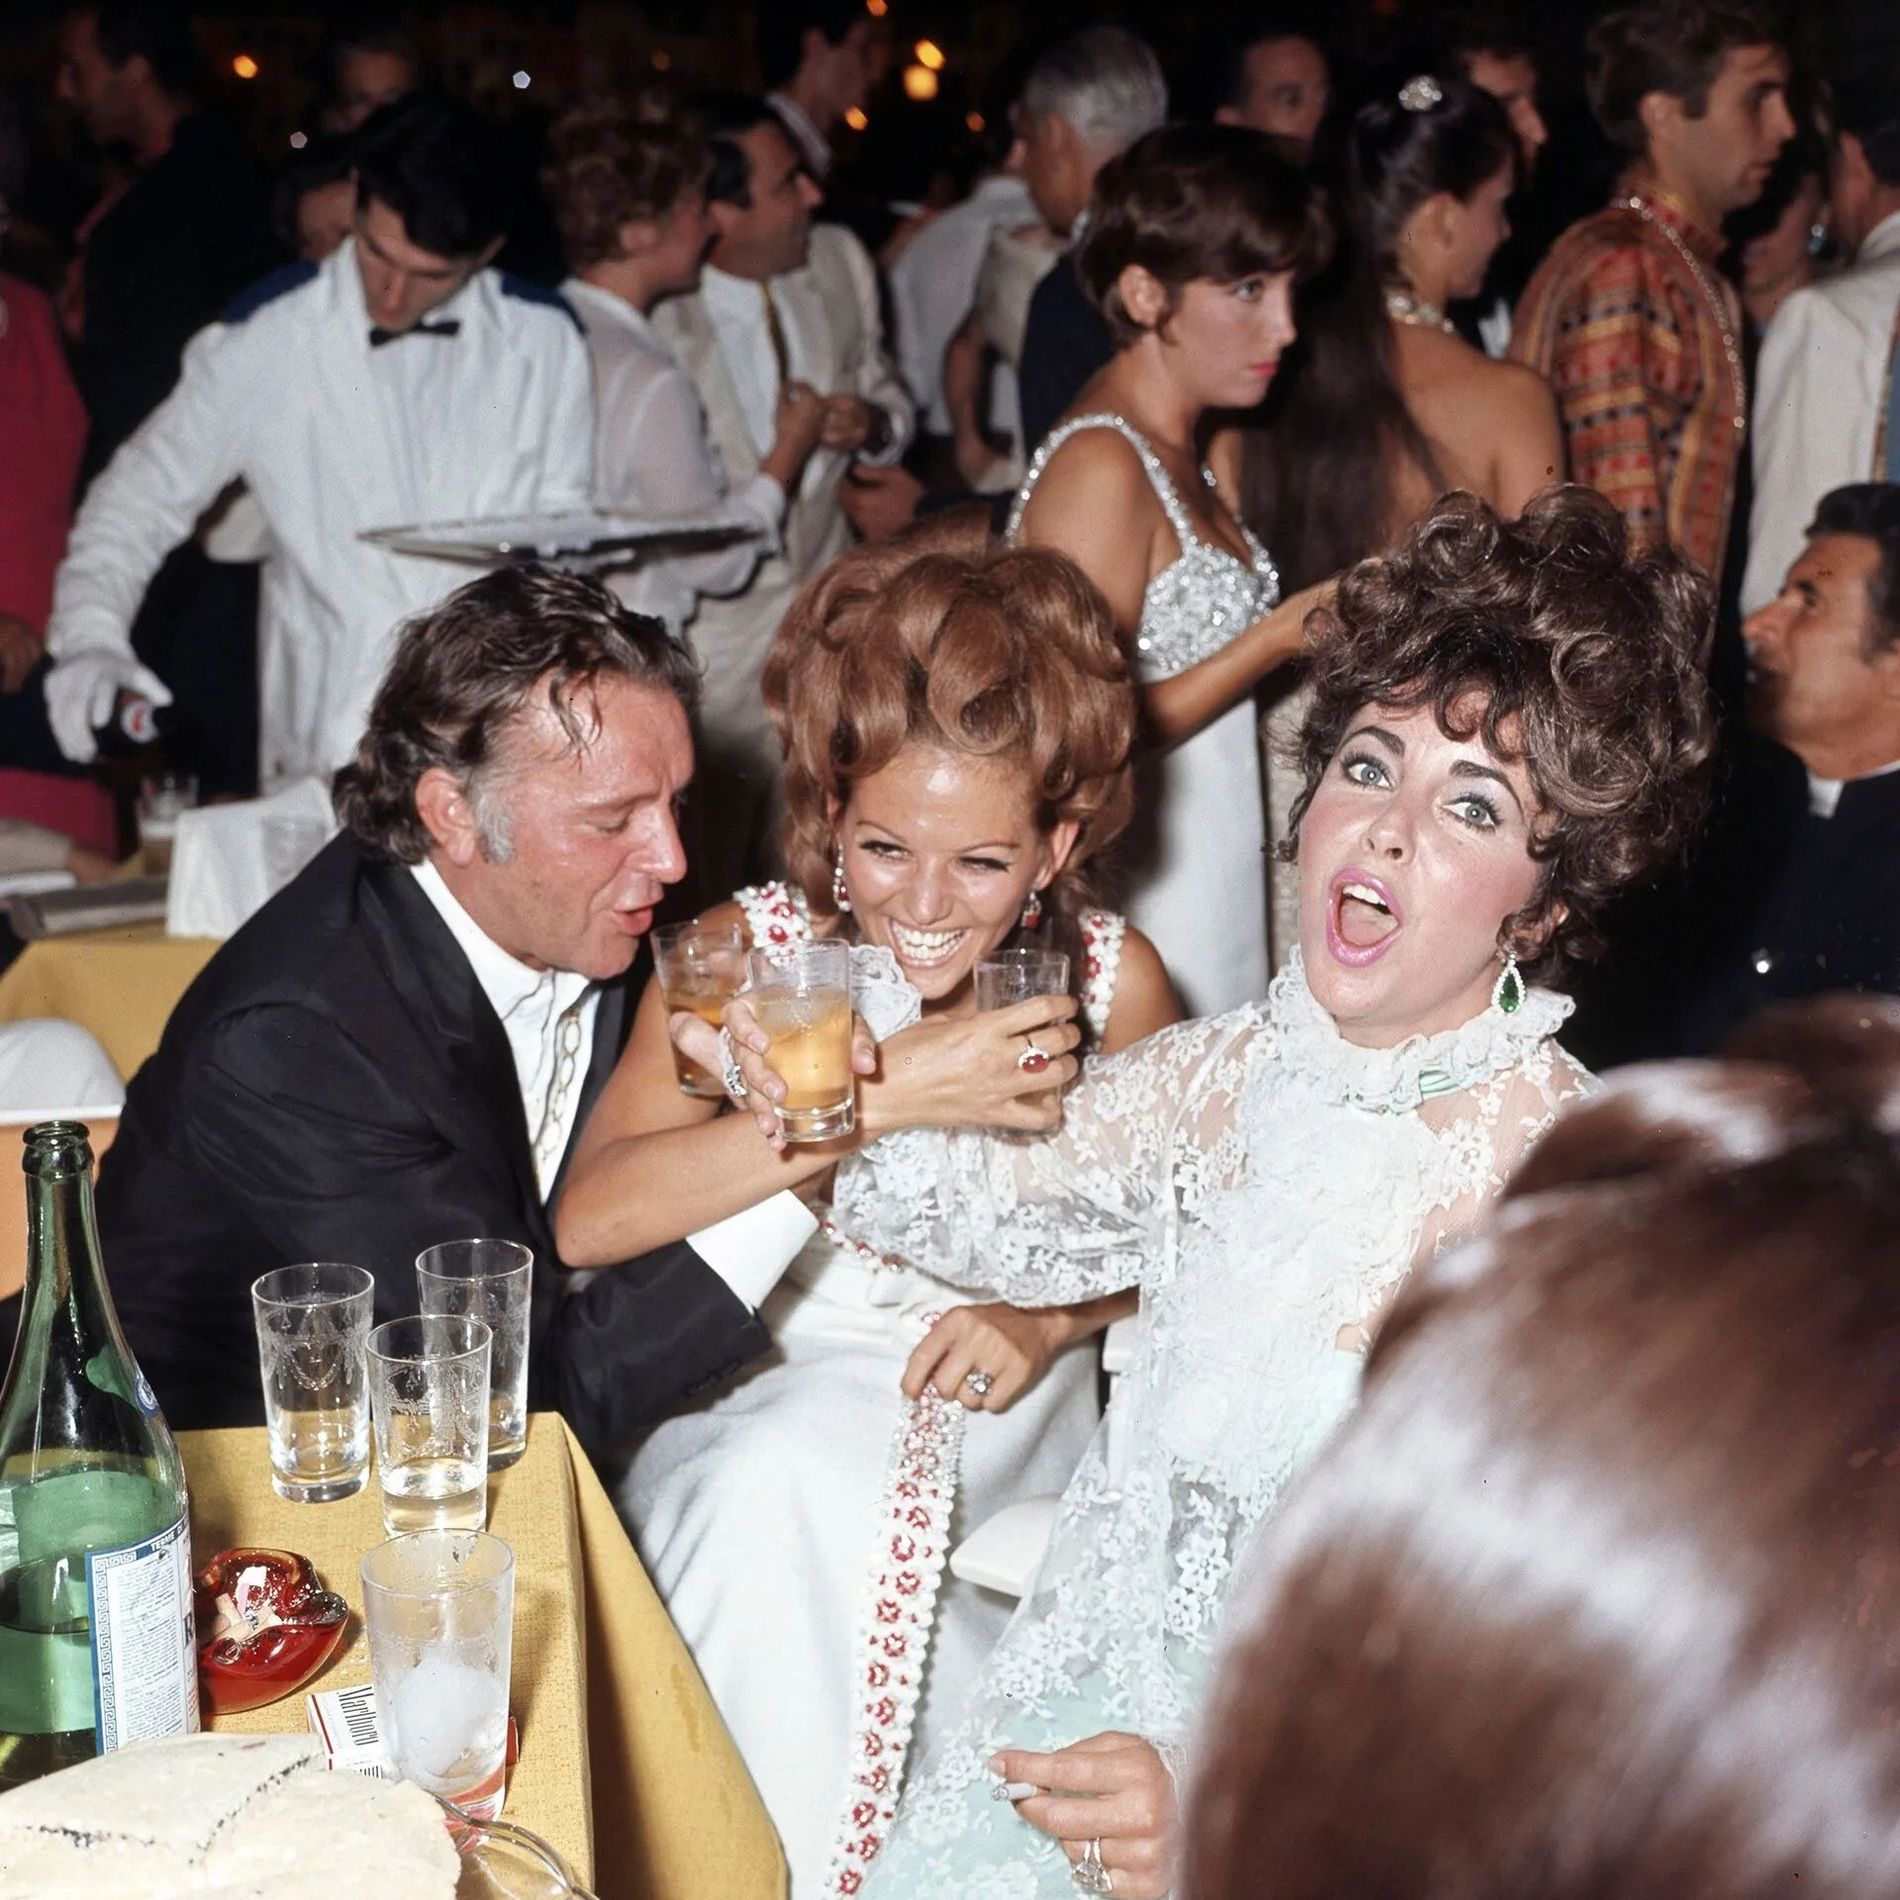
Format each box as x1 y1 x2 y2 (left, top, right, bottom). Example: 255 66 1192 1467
368 318 462 347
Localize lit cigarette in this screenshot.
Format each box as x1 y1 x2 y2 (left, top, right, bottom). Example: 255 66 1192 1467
991 1779 1040 1802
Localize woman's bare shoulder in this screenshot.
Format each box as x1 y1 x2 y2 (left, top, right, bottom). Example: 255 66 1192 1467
1033 419 1158 499
1463 352 1558 417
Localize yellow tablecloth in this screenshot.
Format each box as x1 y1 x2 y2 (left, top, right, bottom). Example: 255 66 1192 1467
184 1415 785 1900
0 924 216 1080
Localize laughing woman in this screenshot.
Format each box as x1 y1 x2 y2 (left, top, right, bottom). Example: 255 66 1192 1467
555 525 1179 1896
720 487 1716 1899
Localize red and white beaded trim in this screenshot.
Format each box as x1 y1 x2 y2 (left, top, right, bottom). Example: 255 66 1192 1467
822 1349 966 1895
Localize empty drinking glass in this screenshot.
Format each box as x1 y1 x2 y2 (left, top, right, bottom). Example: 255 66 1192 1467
137 771 198 879
416 1241 533 1471
367 1316 493 1537
250 1262 375 1502
973 946 1071 1012
361 1530 515 1822
976 947 1072 1123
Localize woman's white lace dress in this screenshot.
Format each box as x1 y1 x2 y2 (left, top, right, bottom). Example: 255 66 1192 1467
608 885 1129 1899
1010 416 1280 1018
850 955 1590 1897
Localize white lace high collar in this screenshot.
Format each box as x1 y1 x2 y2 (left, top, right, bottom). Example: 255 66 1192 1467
1265 951 1573 1113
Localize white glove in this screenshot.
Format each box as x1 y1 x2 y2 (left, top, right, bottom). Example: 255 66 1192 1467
43 649 173 763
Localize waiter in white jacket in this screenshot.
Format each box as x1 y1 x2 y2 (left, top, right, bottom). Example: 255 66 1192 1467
44 93 594 788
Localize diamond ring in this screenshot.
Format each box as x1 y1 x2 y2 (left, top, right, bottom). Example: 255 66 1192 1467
963 1368 995 1398
719 1028 749 1104
1072 1838 1113 1893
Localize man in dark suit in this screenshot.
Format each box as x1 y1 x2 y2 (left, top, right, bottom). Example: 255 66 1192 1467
88 567 814 1454
55 0 279 796
1014 27 1167 457
1578 484 1900 1061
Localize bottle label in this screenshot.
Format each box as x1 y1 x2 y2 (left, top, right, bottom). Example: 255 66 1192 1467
86 1514 199 1750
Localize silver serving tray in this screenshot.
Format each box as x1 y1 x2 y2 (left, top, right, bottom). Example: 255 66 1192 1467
362 509 757 568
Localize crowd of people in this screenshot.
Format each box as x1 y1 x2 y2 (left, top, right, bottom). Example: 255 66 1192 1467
4 0 1900 1895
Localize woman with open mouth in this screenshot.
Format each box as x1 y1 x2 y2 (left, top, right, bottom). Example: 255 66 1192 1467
719 485 1717 1900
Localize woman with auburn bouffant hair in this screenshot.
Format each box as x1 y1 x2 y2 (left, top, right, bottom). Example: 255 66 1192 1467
1186 996 1900 1900
555 524 1180 1897
710 485 1716 1899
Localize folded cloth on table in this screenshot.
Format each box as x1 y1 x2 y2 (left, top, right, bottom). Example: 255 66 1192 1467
0 1017 124 1120
166 775 336 940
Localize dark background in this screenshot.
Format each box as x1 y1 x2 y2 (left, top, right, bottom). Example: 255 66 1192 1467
0 0 1689 296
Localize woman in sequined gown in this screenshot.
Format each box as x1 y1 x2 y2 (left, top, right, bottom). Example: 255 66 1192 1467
1009 126 1334 1015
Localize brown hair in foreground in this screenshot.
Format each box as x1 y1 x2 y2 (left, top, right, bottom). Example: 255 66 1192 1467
1187 993 1900 1900
1287 486 1718 984
763 513 1138 990
336 563 698 863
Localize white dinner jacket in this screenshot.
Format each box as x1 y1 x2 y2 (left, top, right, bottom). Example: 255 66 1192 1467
1743 212 1900 613
650 224 912 743
46 240 594 785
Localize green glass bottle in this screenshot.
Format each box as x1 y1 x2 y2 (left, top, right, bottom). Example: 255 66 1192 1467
0 1122 198 1791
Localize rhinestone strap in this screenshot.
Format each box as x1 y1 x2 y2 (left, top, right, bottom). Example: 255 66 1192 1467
1617 195 1746 435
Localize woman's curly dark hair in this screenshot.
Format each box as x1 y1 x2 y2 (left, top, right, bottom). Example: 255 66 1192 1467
1284 486 1717 983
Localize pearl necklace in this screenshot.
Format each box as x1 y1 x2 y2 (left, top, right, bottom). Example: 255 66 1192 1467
1616 195 1745 434
1384 287 1455 335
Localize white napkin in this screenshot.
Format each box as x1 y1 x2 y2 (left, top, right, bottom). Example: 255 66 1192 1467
166 776 337 940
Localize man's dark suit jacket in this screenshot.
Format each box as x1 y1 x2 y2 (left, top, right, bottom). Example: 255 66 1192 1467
1671 744 1900 1053
1571 737 1900 1064
86 835 770 1455
75 112 278 480
1018 254 1114 461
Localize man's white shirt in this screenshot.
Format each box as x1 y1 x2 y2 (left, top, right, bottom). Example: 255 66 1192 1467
700 262 813 463
697 253 906 498
1744 211 1900 613
46 241 595 786
409 859 813 1307
887 172 1037 434
563 276 784 632
1805 755 1900 819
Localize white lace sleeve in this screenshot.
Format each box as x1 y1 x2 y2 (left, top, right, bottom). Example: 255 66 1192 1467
1414 1036 1596 1262
828 1006 1266 1305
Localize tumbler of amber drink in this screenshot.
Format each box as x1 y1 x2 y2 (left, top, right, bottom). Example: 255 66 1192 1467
747 939 855 1141
655 921 748 1099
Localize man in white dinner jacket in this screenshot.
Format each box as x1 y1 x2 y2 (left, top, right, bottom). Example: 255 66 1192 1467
41 91 594 790
652 92 912 906
1743 42 1900 613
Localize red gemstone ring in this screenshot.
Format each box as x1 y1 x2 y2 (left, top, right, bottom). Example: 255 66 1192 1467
1017 1036 1051 1075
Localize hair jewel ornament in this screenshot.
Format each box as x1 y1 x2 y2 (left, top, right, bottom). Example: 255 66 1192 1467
1398 74 1443 114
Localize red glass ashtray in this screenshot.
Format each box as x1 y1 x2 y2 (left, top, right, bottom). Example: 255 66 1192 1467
194 1547 350 1714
